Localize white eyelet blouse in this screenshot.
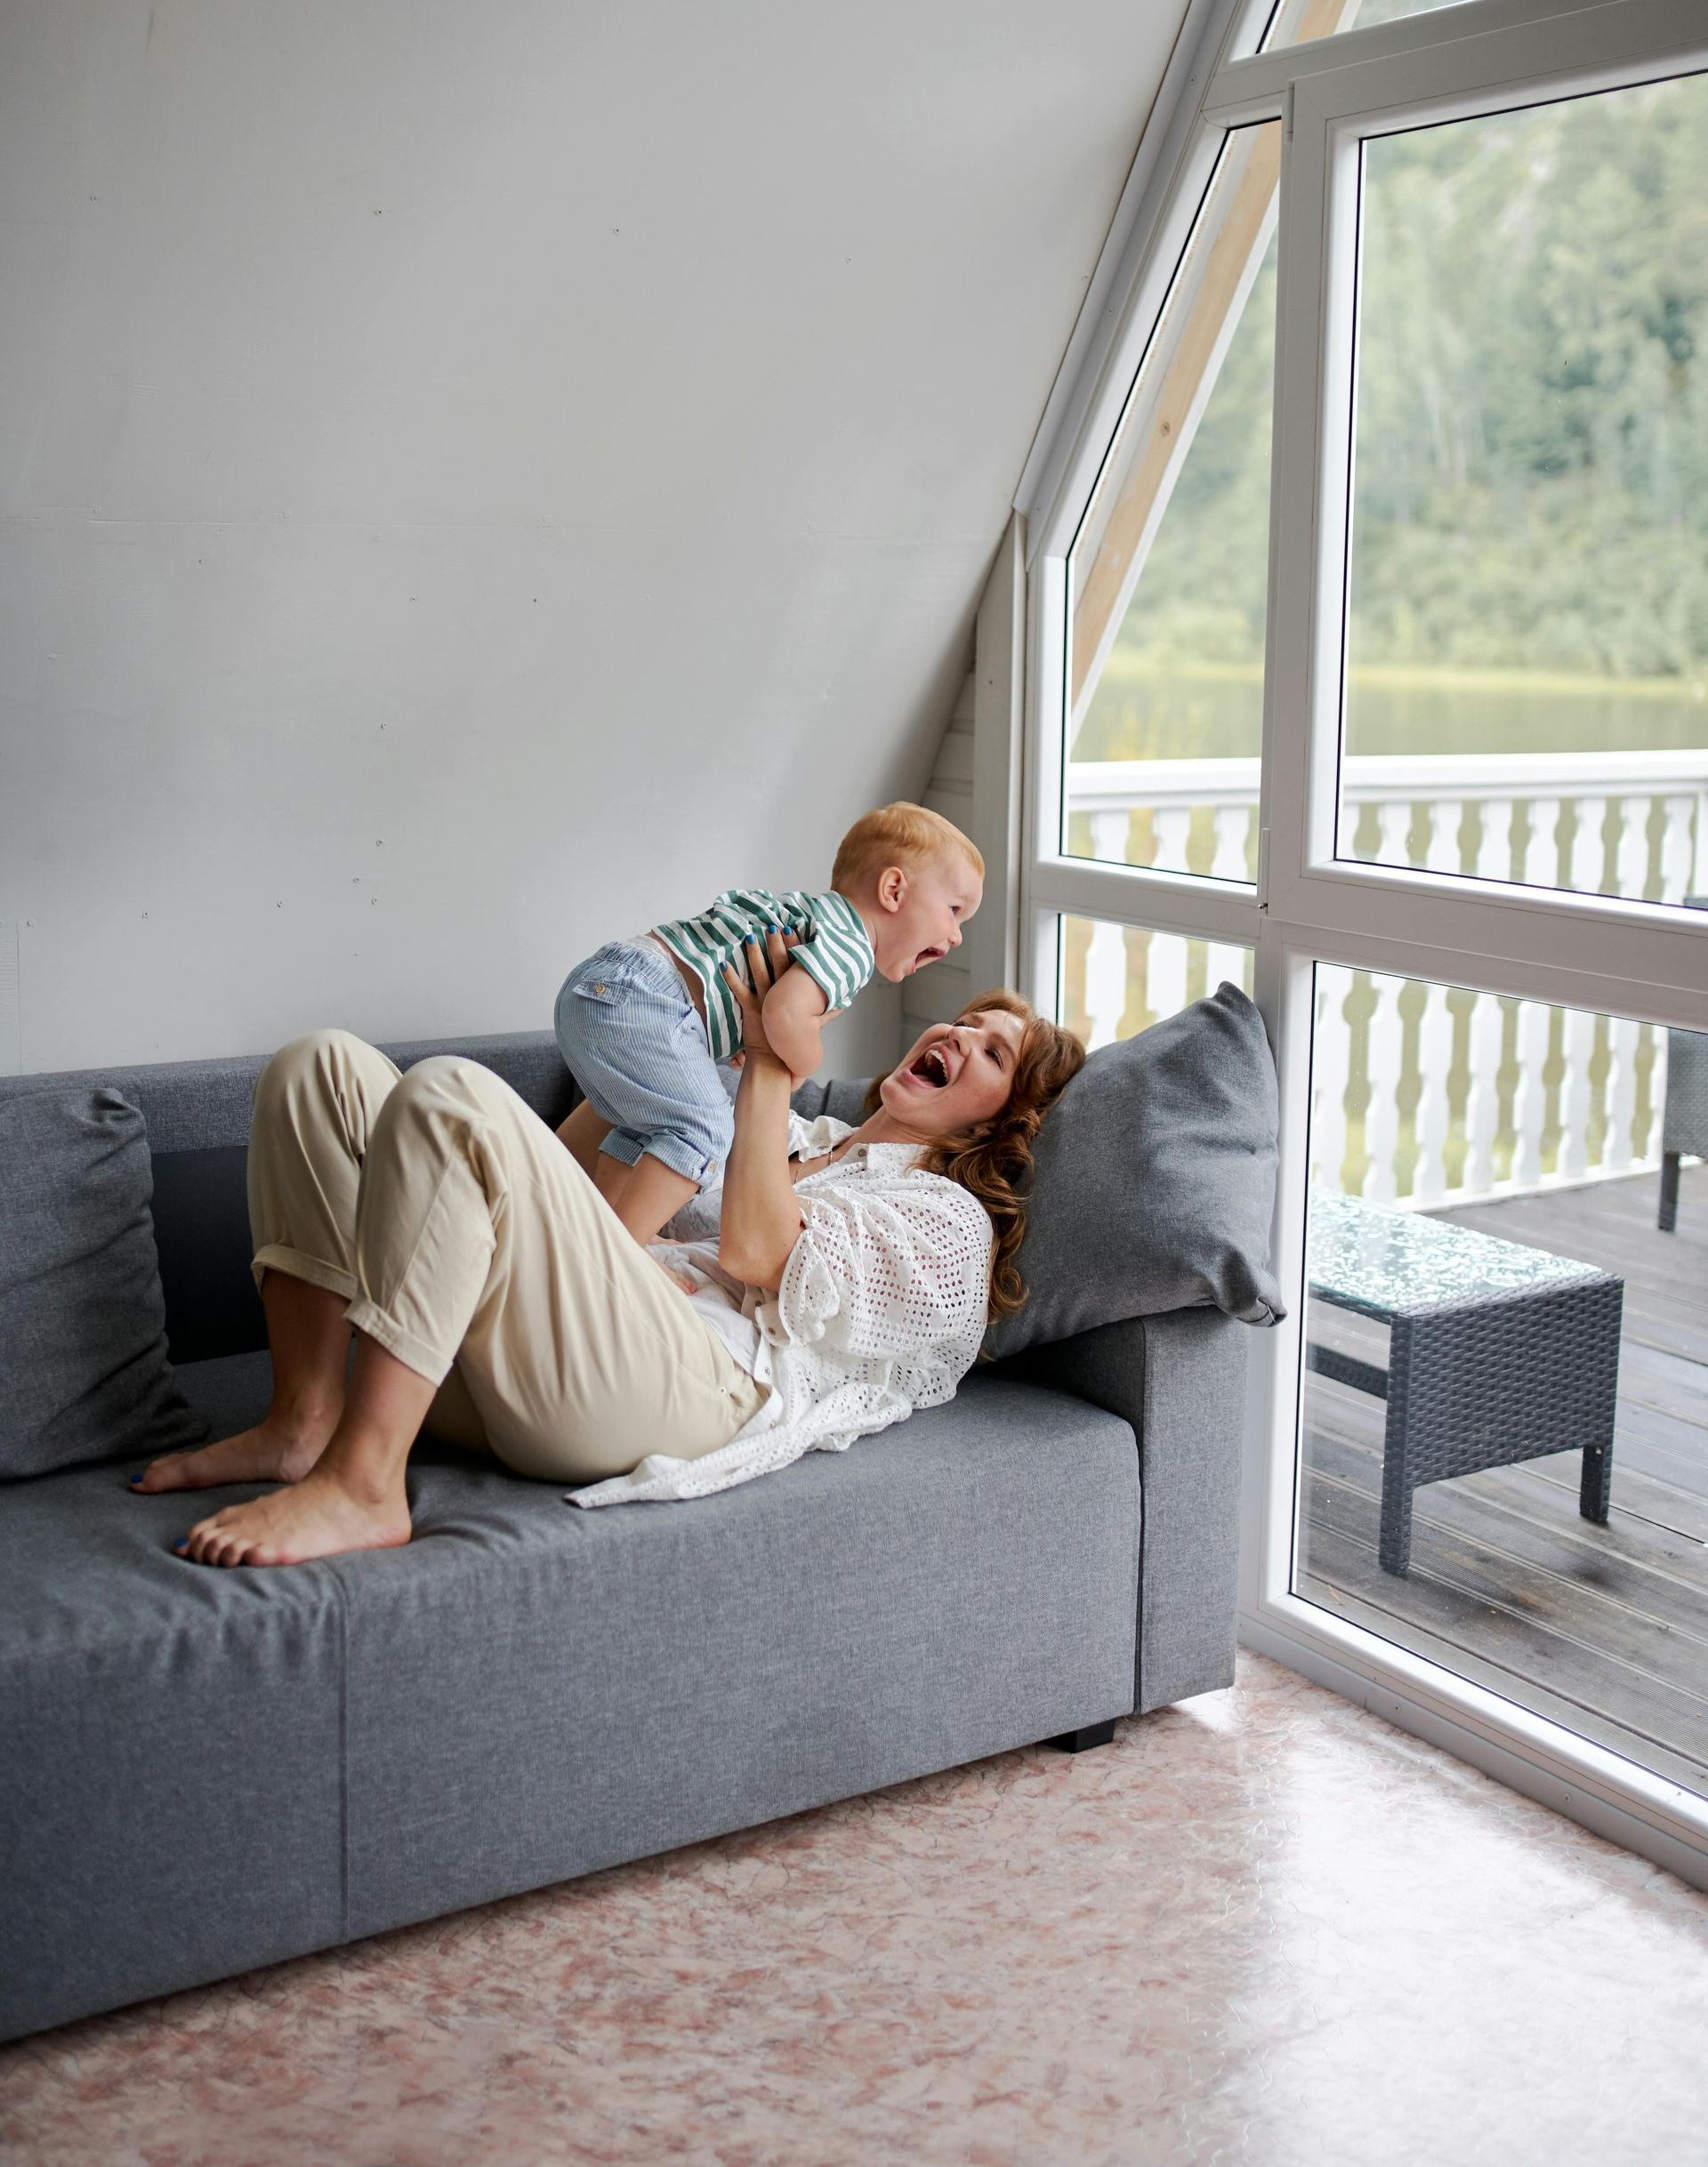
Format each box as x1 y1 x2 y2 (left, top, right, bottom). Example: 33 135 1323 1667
567 1114 995 1507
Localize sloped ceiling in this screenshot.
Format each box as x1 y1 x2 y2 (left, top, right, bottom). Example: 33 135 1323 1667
0 0 1190 1071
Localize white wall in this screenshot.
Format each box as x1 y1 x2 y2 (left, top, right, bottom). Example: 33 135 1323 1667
0 0 1186 1078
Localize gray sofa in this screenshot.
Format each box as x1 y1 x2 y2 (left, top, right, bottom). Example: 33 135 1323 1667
0 1030 1253 2044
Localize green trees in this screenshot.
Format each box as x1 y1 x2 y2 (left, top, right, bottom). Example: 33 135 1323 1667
1080 67 1708 761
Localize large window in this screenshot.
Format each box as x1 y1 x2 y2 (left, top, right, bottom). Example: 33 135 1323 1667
1019 0 1708 1878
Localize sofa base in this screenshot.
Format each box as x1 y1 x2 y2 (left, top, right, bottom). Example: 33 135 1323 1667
1046 1719 1118 1753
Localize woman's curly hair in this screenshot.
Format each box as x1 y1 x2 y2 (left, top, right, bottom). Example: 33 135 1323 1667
870 990 1085 1324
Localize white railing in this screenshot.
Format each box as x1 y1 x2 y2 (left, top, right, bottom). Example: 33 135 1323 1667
1065 749 1708 1207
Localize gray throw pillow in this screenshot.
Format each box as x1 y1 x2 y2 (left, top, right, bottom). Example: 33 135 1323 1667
985 982 1284 1360
0 1088 209 1478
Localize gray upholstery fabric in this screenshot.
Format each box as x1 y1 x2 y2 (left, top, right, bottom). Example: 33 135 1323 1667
0 1432 345 2040
986 983 1283 1360
0 1028 580 1155
0 1089 207 1479
999 1307 1248 1712
339 1367 1138 1939
0 1349 1140 2038
0 1033 582 1367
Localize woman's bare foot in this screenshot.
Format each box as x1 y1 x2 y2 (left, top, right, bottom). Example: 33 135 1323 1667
173 1466 411 1567
130 1405 340 1494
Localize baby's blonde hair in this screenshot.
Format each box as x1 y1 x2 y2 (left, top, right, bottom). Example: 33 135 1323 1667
832 802 984 893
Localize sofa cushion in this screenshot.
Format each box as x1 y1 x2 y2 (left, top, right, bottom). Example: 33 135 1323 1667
985 982 1283 1359
0 1089 208 1479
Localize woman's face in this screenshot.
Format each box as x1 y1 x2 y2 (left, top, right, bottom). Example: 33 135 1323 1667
880 1008 1027 1136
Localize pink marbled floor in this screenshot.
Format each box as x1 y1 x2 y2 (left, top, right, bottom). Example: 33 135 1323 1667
4 1652 1707 2166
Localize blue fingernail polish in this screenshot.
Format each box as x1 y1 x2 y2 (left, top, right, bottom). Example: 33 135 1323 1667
173 1540 188 1553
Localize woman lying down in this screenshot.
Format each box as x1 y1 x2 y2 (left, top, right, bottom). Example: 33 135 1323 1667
128 930 1084 1566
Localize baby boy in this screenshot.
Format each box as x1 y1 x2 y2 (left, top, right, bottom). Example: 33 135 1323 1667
553 802 983 1245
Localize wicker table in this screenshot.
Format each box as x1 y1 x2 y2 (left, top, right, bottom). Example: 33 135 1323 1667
1306 1193 1623 1575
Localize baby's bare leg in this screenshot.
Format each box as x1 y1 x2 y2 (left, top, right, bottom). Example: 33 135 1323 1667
613 1153 701 1246
593 1155 632 1209
556 1100 612 1179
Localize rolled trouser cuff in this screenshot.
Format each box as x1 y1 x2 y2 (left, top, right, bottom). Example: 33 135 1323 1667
343 1296 454 1388
250 1244 359 1301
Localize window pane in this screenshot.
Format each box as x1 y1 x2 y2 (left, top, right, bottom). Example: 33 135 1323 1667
1059 917 1253 1050
1064 123 1278 883
1261 0 1469 52
1338 74 1708 906
1299 962 1708 1800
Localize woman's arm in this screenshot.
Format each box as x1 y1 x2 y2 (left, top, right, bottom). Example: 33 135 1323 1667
717 933 808 1290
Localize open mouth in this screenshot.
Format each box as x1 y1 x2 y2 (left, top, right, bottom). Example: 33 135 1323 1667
907 1044 952 1090
911 946 945 972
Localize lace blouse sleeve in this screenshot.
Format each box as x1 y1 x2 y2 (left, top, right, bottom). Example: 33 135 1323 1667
775 1173 994 1361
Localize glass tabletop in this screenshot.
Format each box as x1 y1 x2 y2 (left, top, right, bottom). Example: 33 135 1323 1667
1307 1190 1601 1318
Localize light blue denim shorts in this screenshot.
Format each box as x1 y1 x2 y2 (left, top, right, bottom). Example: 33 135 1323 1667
553 938 733 1185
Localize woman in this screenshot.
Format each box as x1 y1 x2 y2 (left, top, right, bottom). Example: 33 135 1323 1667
131 931 1084 1566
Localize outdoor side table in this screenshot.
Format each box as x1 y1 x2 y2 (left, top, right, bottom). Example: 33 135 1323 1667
1306 1193 1623 1575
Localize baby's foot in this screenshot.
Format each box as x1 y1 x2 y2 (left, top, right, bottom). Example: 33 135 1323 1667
130 1406 338 1494
175 1470 411 1567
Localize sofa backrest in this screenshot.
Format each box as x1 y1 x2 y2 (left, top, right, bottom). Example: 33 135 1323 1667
0 1035 874 1366
0 1033 579 1365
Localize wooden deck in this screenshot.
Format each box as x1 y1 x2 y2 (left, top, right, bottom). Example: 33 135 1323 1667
1298 1160 1708 1798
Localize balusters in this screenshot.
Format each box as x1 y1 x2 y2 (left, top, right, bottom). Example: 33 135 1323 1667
1476 799 1514 884
1661 795 1696 903
1462 990 1505 1195
1089 810 1128 872
1613 795 1650 900
1312 965 1353 1195
1569 795 1608 898
1522 798 1561 891
1511 998 1550 1188
1363 972 1405 1201
1559 1009 1596 1180
1411 979 1454 1203
1204 806 1253 996
1375 799 1412 871
1203 940 1251 999
1084 922 1128 1051
1211 804 1253 884
1608 794 1650 1182
1082 811 1132 1047
1604 1011 1641 1173
1146 928 1188 1025
1424 800 1462 875
1152 805 1193 875
1558 800 1606 1175
1696 785 1708 893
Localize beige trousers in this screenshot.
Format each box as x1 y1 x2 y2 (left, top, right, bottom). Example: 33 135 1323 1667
246 1030 768 1483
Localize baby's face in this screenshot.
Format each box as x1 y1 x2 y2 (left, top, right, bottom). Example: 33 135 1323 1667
873 857 982 981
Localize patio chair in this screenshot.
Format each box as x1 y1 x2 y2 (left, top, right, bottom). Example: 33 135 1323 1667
1658 895 1708 1234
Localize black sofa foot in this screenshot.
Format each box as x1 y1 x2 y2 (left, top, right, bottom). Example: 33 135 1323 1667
1045 1719 1117 1753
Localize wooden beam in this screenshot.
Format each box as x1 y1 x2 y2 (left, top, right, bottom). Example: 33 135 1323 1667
1069 0 1356 720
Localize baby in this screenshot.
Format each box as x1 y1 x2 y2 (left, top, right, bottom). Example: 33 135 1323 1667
553 802 983 1245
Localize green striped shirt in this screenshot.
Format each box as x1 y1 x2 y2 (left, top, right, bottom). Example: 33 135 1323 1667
655 888 876 1063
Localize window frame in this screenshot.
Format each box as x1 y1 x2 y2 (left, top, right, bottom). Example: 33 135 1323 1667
1015 0 1708 1885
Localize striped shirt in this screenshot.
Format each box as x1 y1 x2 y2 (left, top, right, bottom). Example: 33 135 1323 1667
655 888 875 1063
